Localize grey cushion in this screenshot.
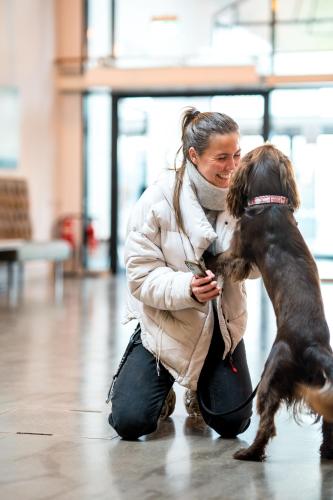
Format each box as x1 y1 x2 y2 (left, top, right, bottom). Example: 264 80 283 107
17 240 72 262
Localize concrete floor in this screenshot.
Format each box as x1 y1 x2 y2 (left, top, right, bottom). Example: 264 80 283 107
0 272 333 500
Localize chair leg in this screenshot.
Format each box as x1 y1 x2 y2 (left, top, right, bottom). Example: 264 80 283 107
7 262 21 306
54 261 64 303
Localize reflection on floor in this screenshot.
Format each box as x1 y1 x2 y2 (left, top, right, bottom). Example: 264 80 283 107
0 274 333 499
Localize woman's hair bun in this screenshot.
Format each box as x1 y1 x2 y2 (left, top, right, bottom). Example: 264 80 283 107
181 107 200 138
183 107 200 121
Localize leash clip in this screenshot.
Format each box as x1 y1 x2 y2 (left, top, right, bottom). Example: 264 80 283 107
229 354 238 374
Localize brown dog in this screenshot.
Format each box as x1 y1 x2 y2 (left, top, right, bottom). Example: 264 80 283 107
210 144 333 461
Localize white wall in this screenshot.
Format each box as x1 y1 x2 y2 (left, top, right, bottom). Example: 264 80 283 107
56 93 83 218
0 0 56 240
0 0 85 242
54 0 84 219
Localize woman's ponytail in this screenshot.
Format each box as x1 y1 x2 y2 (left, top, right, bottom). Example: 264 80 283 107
173 108 200 234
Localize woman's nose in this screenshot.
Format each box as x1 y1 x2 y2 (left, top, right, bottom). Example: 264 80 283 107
226 156 236 170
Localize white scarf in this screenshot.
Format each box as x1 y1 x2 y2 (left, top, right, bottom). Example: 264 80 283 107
186 161 228 211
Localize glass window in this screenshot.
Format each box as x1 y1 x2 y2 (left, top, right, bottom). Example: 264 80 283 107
274 50 333 75
84 0 333 74
276 22 333 52
212 25 271 73
84 93 112 271
270 88 333 259
115 0 218 67
276 0 333 21
86 0 112 61
0 87 19 168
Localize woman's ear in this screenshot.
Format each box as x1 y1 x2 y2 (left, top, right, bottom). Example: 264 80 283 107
188 146 198 165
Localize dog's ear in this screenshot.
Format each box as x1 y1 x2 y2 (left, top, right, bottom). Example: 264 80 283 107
279 156 300 211
227 163 250 218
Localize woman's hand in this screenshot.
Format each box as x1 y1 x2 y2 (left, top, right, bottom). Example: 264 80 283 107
191 270 221 303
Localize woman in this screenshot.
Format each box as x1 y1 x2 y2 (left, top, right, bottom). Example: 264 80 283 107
107 108 254 440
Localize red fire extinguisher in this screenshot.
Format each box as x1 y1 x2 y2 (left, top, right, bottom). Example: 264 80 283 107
60 216 76 249
85 218 98 254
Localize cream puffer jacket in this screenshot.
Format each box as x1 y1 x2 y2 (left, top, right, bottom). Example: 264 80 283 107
124 169 250 390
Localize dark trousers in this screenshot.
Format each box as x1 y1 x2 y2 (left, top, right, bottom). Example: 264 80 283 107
108 314 253 440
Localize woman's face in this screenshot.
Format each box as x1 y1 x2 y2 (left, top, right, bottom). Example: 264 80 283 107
189 132 241 188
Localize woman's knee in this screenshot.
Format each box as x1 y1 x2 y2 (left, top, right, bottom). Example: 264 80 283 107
108 410 158 440
201 408 252 438
108 401 159 440
221 415 251 438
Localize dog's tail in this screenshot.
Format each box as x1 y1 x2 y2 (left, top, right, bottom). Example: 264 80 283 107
297 347 333 422
298 382 333 422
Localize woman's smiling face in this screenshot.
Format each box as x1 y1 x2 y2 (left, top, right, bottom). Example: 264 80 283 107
189 132 241 188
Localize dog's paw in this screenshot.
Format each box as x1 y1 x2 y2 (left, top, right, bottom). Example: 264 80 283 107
229 258 252 282
233 447 266 462
205 253 225 276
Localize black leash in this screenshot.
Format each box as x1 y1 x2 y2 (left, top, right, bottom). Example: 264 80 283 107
106 321 260 415
197 382 260 417
105 323 141 404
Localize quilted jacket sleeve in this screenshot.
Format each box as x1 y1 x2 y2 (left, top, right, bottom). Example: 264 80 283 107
124 192 198 311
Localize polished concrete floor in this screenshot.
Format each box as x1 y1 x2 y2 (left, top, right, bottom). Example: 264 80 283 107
0 270 333 500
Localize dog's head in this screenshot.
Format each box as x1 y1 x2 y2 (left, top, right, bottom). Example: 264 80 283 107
227 144 300 218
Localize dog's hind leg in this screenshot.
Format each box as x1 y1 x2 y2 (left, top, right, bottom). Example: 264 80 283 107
320 420 333 459
234 341 292 462
298 346 333 422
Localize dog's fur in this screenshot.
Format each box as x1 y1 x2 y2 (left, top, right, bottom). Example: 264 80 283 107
209 144 333 461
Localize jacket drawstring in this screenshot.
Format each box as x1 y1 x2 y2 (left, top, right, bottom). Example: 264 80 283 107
156 324 161 376
156 311 168 376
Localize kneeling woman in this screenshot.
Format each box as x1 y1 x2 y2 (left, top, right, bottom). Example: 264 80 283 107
108 108 255 439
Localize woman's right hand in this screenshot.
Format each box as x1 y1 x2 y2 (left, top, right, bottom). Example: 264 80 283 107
191 270 221 303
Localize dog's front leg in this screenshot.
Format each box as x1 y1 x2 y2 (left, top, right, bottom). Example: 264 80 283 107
205 249 251 282
214 224 252 281
320 420 333 459
227 257 252 282
205 249 233 276
209 251 251 282
226 224 253 281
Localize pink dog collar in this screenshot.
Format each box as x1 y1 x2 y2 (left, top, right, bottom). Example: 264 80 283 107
248 195 289 206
